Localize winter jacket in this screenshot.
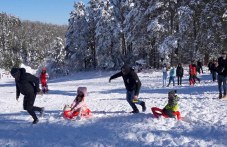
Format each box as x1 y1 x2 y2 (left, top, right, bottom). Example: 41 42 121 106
40 71 48 86
176 66 184 77
162 67 167 73
189 64 197 75
109 65 141 96
210 63 217 72
197 61 202 68
14 68 40 98
217 57 227 76
169 67 176 77
163 95 180 118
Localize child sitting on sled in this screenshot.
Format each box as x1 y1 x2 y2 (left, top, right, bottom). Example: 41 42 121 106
151 90 181 120
63 87 91 119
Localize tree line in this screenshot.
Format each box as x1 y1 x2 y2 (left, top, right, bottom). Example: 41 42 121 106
0 12 67 70
0 0 226 73
66 0 226 70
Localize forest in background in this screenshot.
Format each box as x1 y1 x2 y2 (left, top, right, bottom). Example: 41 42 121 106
0 0 226 74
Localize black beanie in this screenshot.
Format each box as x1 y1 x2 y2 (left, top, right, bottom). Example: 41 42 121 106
10 68 19 75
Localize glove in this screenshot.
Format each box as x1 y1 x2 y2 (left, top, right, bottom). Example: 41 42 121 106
132 96 138 102
16 96 19 101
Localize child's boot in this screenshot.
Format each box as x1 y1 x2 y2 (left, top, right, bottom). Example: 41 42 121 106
141 102 146 112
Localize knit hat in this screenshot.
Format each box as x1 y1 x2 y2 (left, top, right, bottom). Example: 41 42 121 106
10 68 19 76
168 90 177 99
77 87 87 97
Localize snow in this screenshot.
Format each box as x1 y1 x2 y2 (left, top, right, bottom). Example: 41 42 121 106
20 64 37 75
0 68 227 146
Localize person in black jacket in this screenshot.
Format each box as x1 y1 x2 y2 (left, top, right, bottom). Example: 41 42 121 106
176 63 184 85
210 59 218 82
197 60 203 74
109 64 146 113
10 67 44 124
217 51 227 99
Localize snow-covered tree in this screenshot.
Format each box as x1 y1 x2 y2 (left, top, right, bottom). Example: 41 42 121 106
65 2 89 70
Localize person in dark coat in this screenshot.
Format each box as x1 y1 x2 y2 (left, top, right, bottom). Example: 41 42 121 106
176 63 184 85
109 64 146 113
10 67 44 124
210 59 218 82
197 60 203 74
217 51 227 99
208 60 213 74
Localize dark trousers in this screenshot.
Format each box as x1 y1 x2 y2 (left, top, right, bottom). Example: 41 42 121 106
211 71 217 81
217 75 226 96
177 76 182 85
23 94 41 120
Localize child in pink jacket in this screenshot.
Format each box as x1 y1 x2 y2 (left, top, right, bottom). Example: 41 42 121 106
63 87 91 119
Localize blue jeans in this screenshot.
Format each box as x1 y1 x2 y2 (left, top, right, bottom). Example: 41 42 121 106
126 90 142 111
168 76 175 86
218 75 226 96
163 72 167 86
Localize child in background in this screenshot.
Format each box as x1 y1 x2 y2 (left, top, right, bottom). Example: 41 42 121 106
162 63 168 87
151 90 181 120
63 87 91 119
40 67 49 93
167 65 176 87
189 60 200 85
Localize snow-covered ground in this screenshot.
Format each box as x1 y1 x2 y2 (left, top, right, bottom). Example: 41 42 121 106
0 68 227 147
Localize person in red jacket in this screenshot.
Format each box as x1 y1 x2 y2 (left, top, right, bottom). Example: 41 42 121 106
189 60 200 85
40 67 49 93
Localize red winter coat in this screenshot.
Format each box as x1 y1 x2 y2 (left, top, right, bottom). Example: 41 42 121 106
189 64 197 76
40 72 48 87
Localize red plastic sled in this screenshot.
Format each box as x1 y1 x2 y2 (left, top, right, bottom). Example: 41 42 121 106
63 105 92 120
151 107 181 120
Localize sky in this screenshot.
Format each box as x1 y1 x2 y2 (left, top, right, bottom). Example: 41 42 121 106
0 0 89 25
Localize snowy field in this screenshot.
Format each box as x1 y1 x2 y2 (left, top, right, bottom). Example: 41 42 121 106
0 68 227 147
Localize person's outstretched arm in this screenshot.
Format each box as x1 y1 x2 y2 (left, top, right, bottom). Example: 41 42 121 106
109 72 122 82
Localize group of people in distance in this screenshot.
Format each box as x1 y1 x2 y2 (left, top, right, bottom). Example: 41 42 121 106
12 50 227 124
162 60 201 87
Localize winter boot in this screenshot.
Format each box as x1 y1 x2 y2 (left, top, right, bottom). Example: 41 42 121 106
33 118 39 124
130 110 139 114
141 102 146 112
219 93 222 99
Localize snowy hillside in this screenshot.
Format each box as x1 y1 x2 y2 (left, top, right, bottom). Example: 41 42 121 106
0 68 227 147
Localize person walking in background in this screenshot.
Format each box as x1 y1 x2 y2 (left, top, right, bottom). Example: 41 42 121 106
176 63 184 85
197 59 203 74
189 60 200 85
210 59 218 82
10 67 44 124
217 51 227 99
167 65 176 87
162 63 168 87
208 60 213 74
109 64 146 113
